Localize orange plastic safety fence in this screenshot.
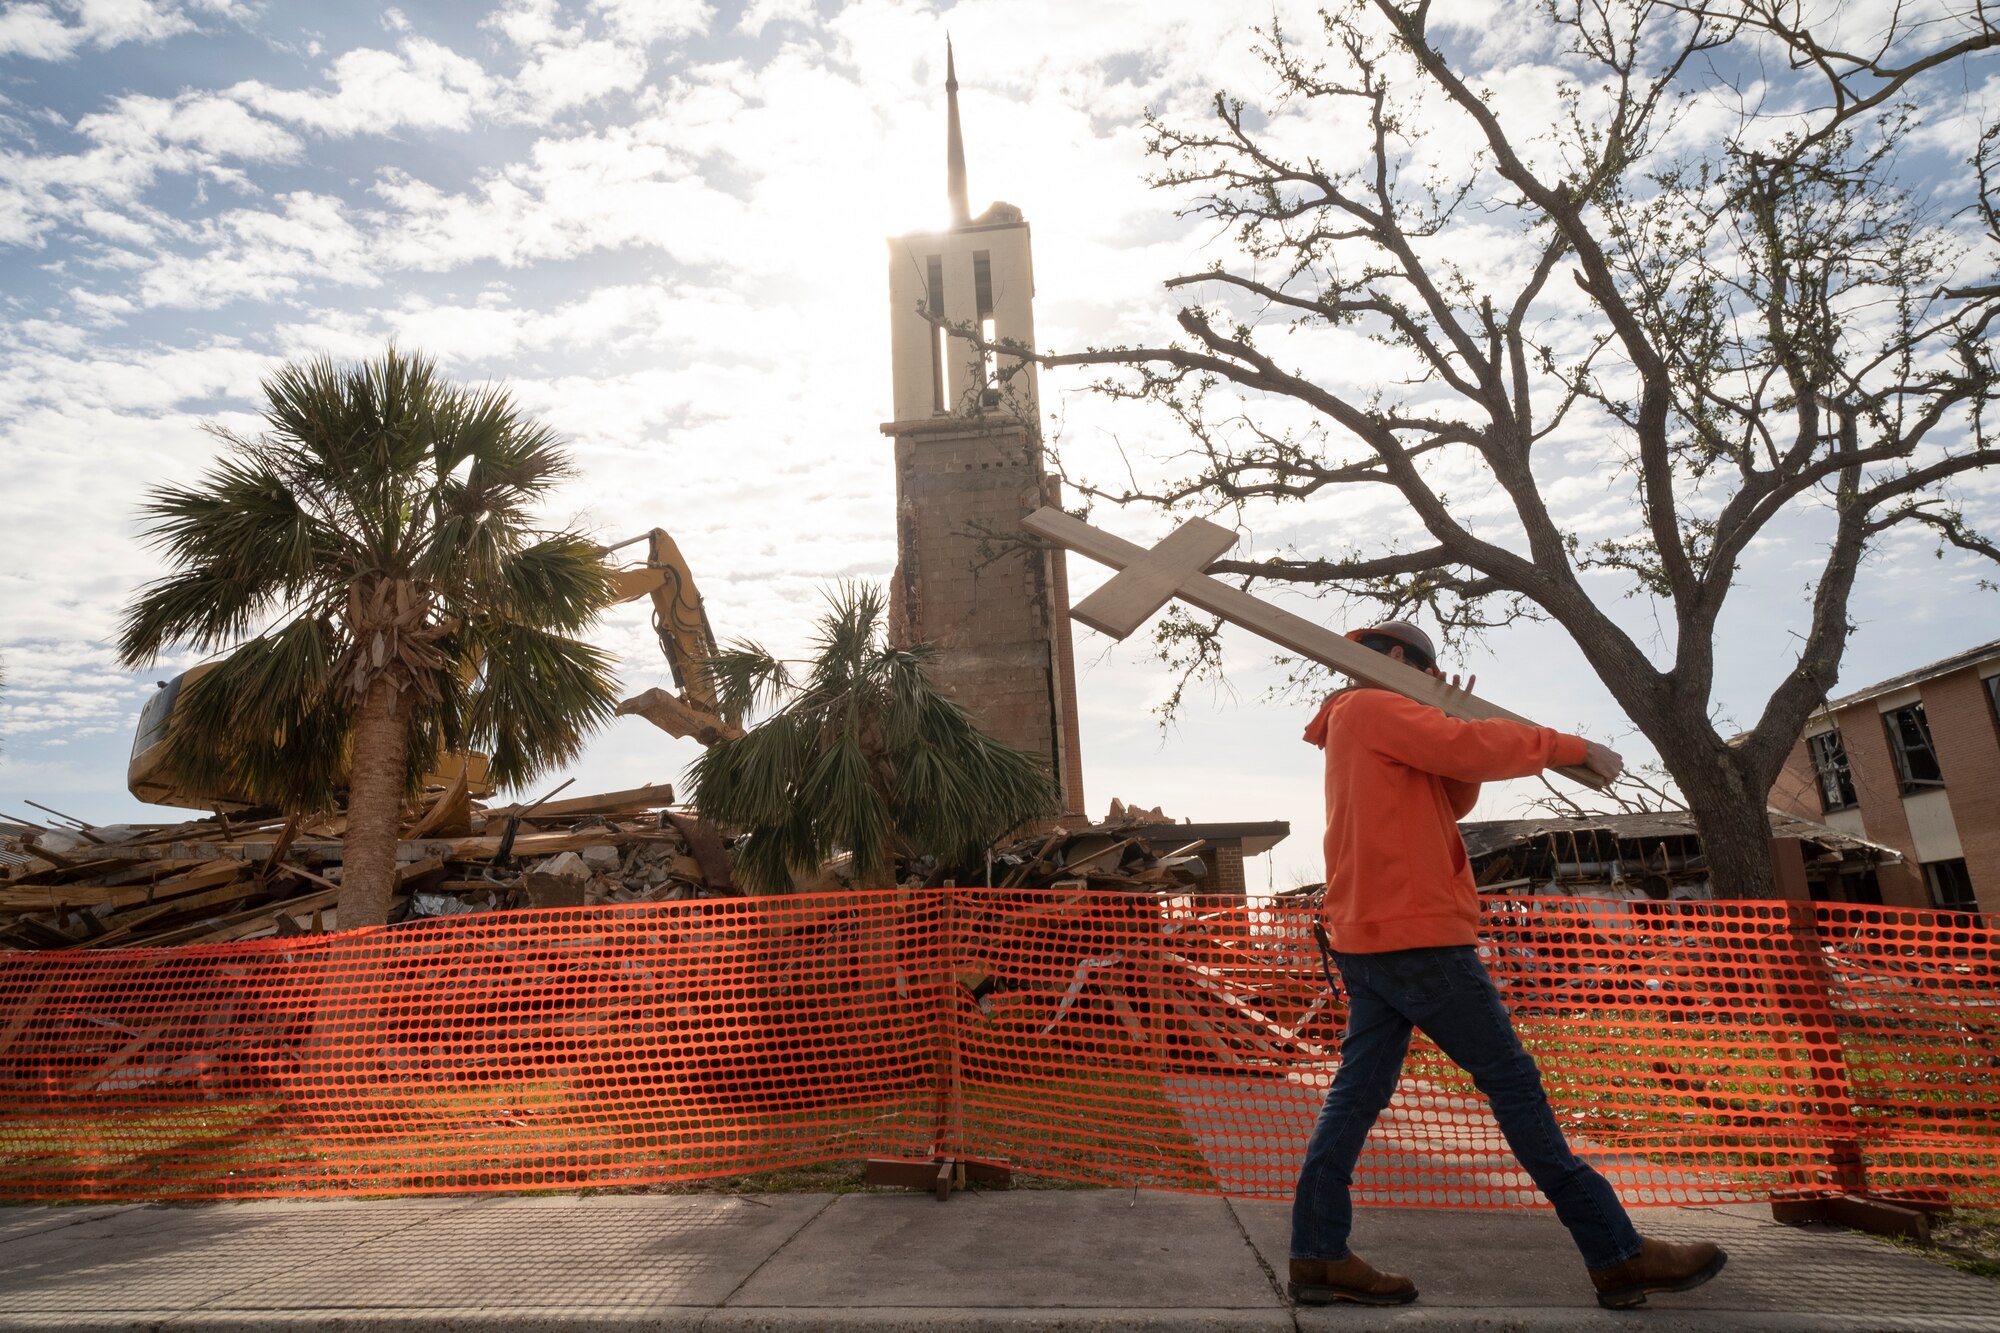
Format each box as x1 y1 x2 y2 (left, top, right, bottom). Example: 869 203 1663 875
0 892 1991 1206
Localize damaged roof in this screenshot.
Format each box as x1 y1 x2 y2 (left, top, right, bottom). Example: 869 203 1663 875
1459 809 1903 864
1121 821 1290 857
1816 637 2000 713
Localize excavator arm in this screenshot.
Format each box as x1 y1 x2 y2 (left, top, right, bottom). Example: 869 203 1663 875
604 528 744 745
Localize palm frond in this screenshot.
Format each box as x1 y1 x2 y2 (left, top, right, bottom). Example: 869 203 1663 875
463 532 617 633
159 617 348 812
797 732 895 881
462 621 619 790
684 710 811 829
686 579 1058 890
708 641 794 721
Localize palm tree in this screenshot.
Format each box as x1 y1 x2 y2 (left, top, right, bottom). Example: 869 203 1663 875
687 582 1057 892
117 348 622 927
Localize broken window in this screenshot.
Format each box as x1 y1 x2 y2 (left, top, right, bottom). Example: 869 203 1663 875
973 250 999 407
926 254 946 414
1882 702 1944 792
1923 858 1976 912
1807 730 1857 812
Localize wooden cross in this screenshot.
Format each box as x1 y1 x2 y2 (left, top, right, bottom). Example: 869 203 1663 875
1023 507 1609 790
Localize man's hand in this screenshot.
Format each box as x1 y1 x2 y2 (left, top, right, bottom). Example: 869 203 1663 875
1582 740 1625 783
1426 664 1477 696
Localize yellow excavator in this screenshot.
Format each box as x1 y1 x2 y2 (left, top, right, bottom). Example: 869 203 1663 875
126 529 744 812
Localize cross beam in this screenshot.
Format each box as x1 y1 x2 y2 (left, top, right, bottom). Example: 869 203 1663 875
1022 508 1608 790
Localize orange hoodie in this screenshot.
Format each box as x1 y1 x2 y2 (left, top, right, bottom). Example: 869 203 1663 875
1304 687 1590 953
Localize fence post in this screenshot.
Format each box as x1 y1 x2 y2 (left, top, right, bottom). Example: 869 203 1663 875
863 884 1008 1198
1766 900 1942 1239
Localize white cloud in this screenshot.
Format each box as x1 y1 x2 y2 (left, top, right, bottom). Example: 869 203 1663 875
233 37 496 136
0 0 194 60
736 0 817 37
128 191 374 308
370 124 742 269
0 3 79 59
486 0 565 49
591 0 711 42
0 90 297 253
513 37 650 116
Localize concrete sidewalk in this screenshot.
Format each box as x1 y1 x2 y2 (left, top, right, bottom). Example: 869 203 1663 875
0 1190 1995 1332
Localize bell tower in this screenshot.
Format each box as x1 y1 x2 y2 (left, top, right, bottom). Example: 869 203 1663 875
882 42 1087 820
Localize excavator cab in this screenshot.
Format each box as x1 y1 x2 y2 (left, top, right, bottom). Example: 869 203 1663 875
127 663 495 814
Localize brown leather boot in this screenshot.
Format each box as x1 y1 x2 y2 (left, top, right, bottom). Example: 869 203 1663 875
1287 1253 1418 1306
1589 1236 1727 1309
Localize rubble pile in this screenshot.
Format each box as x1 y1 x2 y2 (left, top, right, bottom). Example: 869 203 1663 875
981 799 1213 893
0 783 734 950
0 788 1240 950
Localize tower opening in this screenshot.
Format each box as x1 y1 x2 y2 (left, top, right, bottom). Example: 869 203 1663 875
927 254 946 414
974 250 998 407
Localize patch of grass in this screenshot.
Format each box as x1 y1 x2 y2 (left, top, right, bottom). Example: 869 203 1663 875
1872 1208 2000 1283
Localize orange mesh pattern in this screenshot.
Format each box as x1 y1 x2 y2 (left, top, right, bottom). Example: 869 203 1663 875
0 892 1991 1205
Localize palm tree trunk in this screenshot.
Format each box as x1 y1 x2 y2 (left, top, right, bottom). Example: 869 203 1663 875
341 673 410 928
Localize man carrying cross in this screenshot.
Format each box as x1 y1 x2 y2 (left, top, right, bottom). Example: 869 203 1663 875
1287 619 1727 1311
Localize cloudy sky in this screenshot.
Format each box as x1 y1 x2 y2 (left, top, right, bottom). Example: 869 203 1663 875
1 0 1994 888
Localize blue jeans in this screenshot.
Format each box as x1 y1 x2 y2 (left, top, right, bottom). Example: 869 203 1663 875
1290 945 1642 1269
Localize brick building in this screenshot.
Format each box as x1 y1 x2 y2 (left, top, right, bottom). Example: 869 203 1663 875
1767 639 2000 913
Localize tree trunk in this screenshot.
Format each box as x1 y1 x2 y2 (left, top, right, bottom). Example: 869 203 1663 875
340 673 410 927
1674 753 1777 899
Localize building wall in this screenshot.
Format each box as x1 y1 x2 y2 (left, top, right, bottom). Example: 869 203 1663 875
1205 845 1246 896
1930 668 2000 910
1772 660 2000 913
1768 747 1822 823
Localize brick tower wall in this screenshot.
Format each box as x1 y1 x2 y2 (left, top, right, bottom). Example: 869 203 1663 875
888 417 1086 820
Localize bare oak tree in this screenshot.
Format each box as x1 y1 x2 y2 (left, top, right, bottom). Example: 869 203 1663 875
1038 0 1999 898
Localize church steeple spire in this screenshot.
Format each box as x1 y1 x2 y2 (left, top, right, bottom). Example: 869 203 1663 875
945 38 971 226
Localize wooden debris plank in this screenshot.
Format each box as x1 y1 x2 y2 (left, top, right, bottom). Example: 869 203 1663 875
258 817 300 880
481 783 676 821
7 856 141 887
0 977 58 1057
0 857 249 912
1001 829 1068 888
3 918 80 950
275 863 341 893
181 887 341 946
1166 1000 1258 1067
397 855 446 882
404 767 472 839
1160 948 1300 1044
91 858 211 888
1103 987 1154 1050
70 1022 166 1093
1065 837 1139 874
227 829 625 864
85 876 274 948
144 887 340 949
